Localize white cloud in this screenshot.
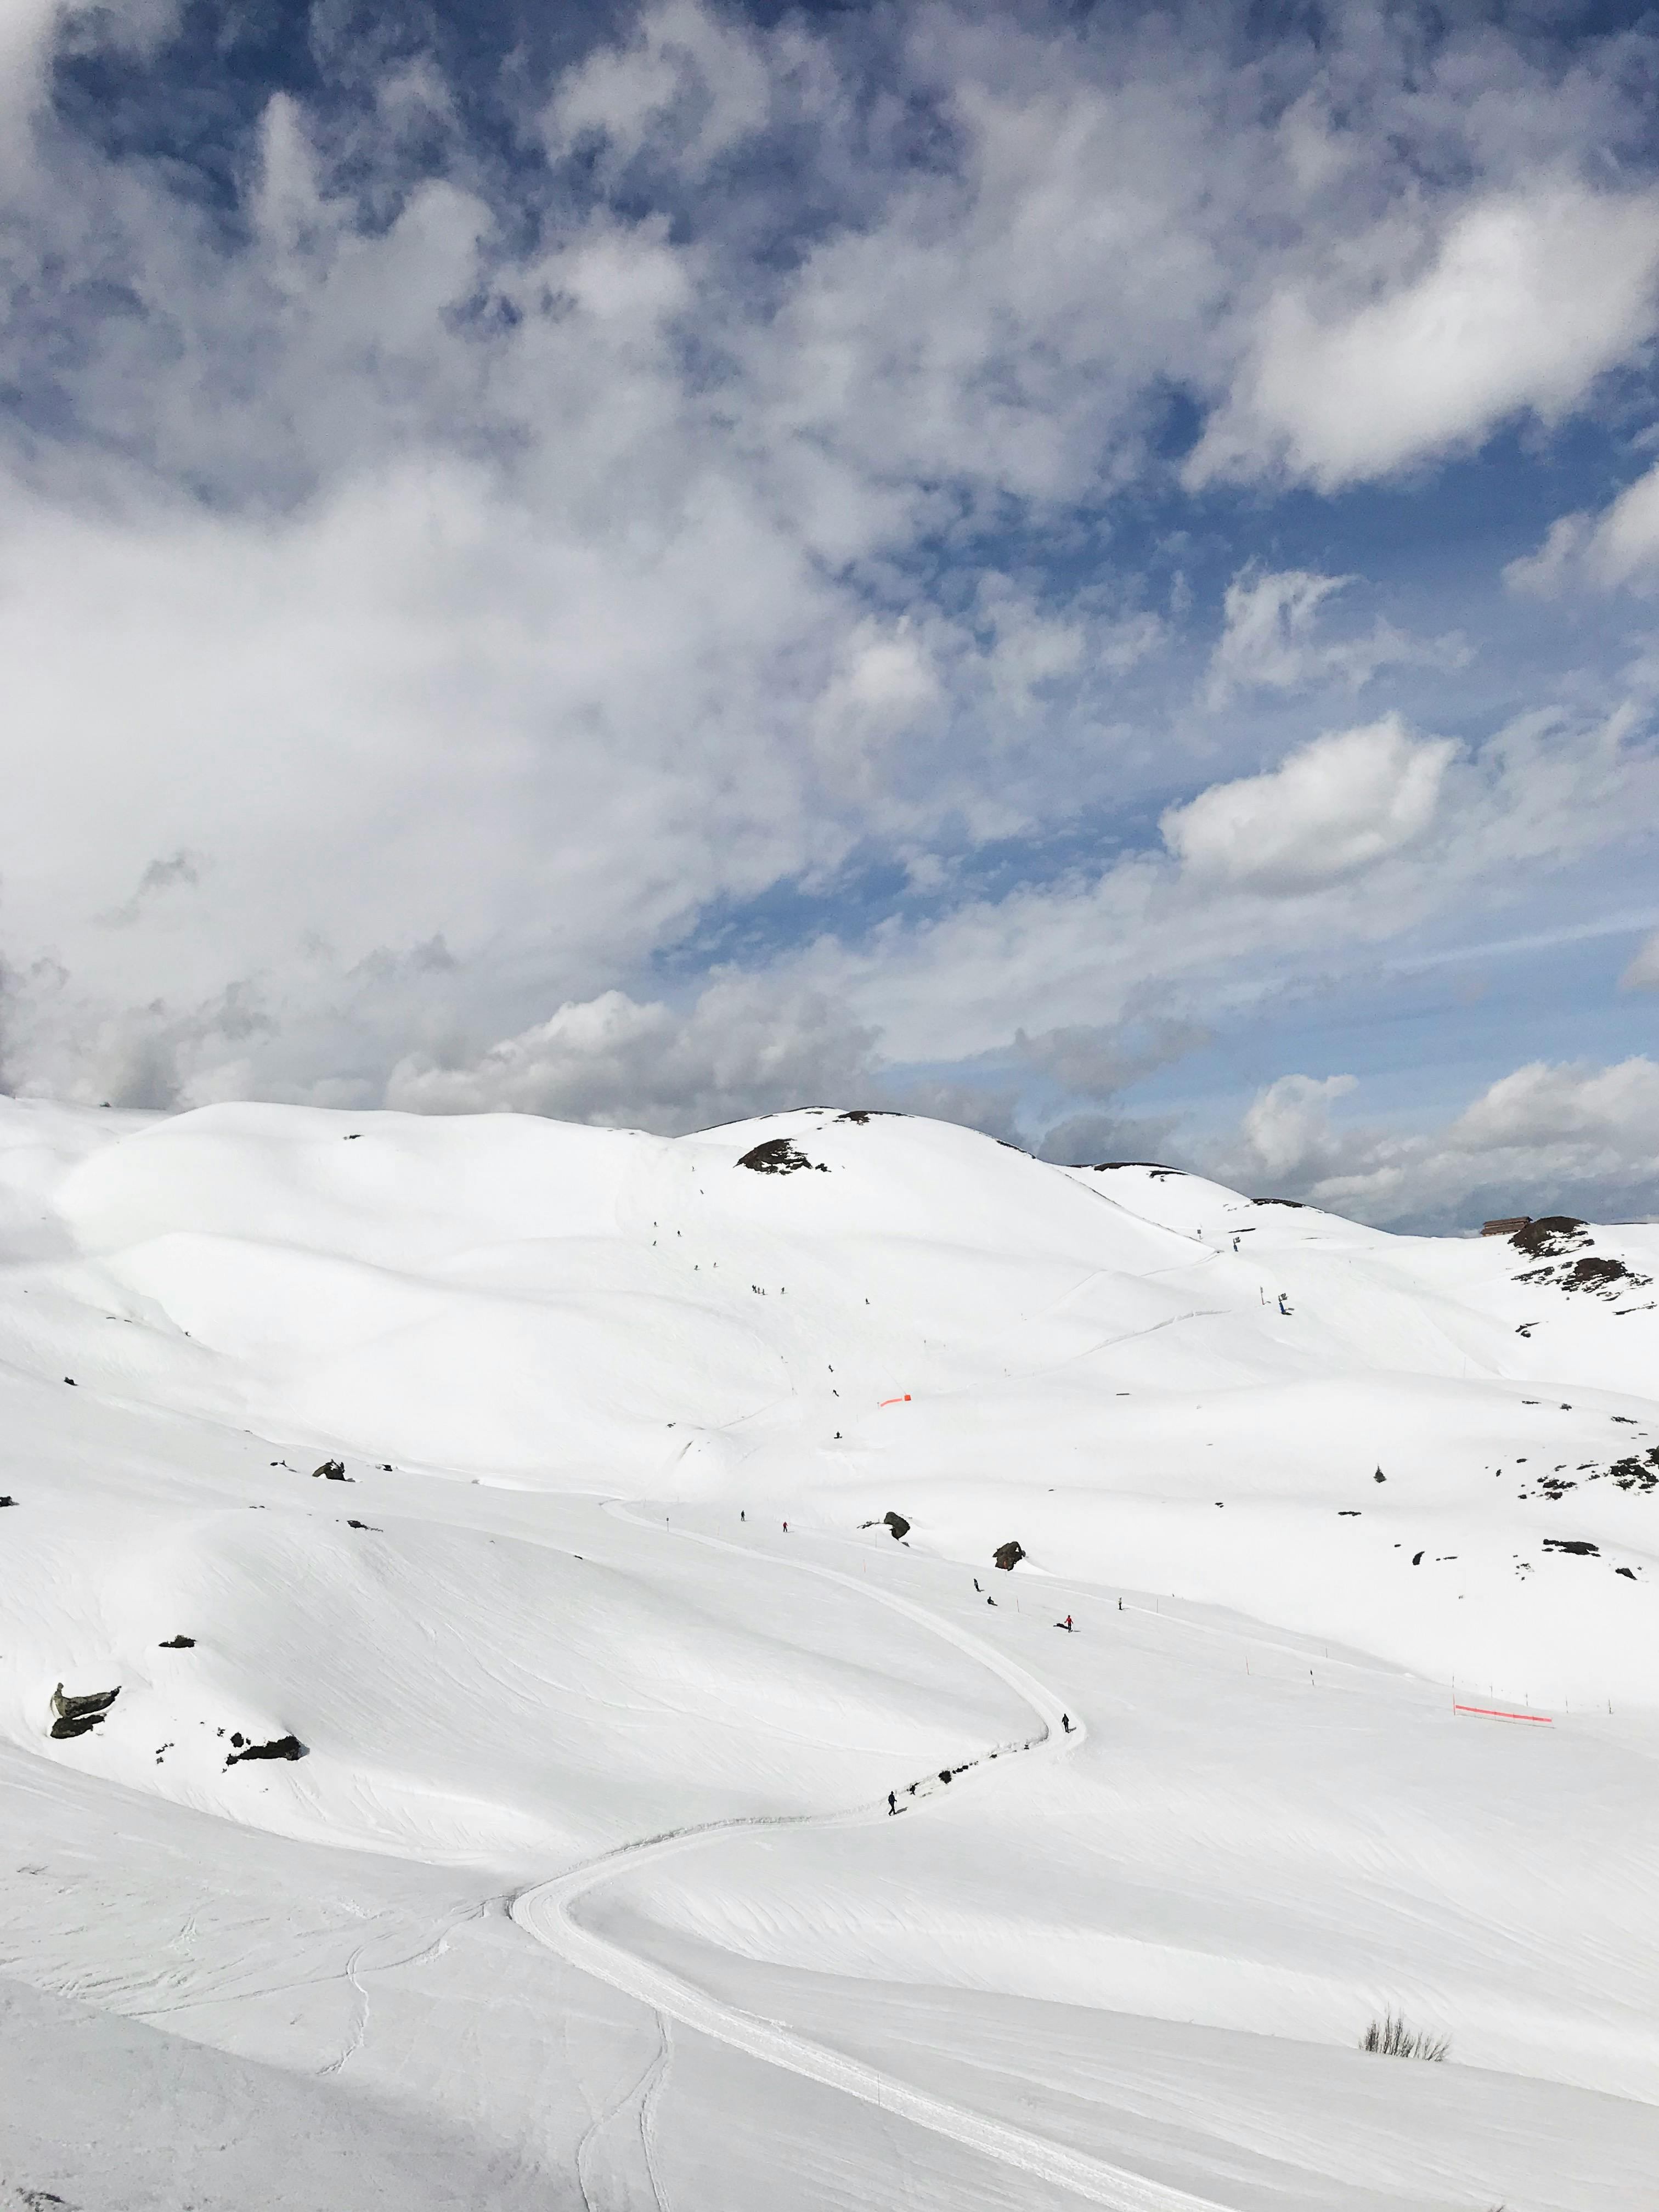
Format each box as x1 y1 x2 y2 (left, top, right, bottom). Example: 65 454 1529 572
1204 566 1462 704
1226 1073 1358 1184
1206 1058 1659 1229
794 698 1654 1073
1455 1057 1659 1153
0 0 180 169
544 0 771 178
384 978 879 1134
1193 185 1659 489
0 0 1652 1172
1206 567 1350 698
1507 460 1659 596
1160 718 1455 893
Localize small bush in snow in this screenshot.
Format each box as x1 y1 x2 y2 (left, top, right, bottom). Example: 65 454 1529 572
1359 2012 1448 2061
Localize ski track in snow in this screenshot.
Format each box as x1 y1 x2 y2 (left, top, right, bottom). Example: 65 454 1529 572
513 1506 1235 2212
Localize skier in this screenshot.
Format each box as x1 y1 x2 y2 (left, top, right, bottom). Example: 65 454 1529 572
887 1791 896 1816
1063 1614 1074 1632
782 1520 788 1533
740 1509 745 1522
1277 1293 1289 1316
973 1578 982 1593
1062 1713 1074 1733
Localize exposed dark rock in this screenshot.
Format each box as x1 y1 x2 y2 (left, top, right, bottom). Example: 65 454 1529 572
1088 1161 1177 1172
1543 1538 1599 1556
49 1713 106 1740
1255 1197 1305 1208
1516 1251 1650 1299
1604 1449 1659 1493
158 1635 195 1649
882 1511 911 1540
1565 1256 1645 1293
736 1137 827 1175
837 1110 898 1124
993 1540 1025 1571
312 1459 349 1480
49 1683 120 1739
1510 1216 1587 1259
227 1734 307 1765
1617 1567 1638 1580
51 1683 119 1723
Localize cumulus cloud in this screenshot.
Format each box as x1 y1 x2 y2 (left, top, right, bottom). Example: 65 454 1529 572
383 977 879 1134
1193 185 1659 490
545 0 771 178
803 694 1655 1079
1207 1059 1659 1231
0 0 1653 1187
1506 459 1659 596
1160 718 1456 894
1227 1073 1359 1184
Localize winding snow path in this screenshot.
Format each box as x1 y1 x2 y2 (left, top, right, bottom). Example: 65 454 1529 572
512 1510 1234 2210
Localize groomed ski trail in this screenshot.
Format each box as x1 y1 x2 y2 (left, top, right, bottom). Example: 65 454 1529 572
513 1507 1235 2212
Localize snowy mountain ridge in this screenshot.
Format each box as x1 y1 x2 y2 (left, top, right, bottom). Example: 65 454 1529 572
0 1093 1654 2211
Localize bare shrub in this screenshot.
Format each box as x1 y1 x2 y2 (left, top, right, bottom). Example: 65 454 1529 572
1359 2011 1448 2061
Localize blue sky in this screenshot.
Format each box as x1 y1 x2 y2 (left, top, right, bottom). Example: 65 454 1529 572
1 0 1657 1228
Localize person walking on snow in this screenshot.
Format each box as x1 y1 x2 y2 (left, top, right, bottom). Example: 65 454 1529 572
1277 1293 1289 1316
1062 1713 1074 1733
888 1791 896 1816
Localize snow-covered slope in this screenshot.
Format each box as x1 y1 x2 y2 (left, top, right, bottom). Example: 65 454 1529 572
0 1094 1655 2210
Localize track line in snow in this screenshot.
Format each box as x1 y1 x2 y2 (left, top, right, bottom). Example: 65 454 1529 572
639 2012 674 2212
513 1506 1236 2212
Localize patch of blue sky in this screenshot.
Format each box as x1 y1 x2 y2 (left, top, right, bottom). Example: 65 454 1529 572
1068 889 1659 1141
651 803 1158 978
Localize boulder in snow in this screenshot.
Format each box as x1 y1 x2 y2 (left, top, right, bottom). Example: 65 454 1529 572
736 1138 827 1175
226 1734 307 1765
49 1682 120 1739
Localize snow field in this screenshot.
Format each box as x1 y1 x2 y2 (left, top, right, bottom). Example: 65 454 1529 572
0 1094 1655 2207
